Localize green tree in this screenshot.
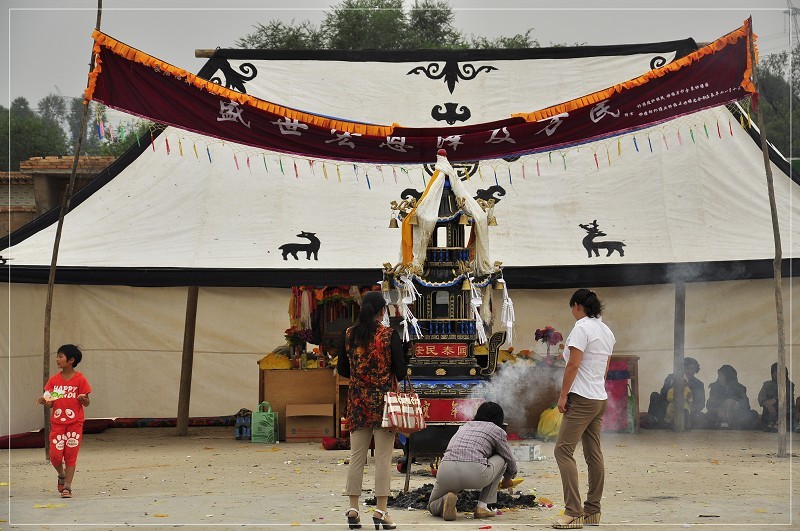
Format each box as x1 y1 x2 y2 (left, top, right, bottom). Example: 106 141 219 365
468 28 539 49
236 0 536 51
755 46 800 160
323 0 408 50
235 19 325 50
37 93 68 130
407 0 464 49
6 97 68 171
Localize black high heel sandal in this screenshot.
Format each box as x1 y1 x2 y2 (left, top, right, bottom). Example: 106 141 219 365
372 509 396 530
345 508 362 529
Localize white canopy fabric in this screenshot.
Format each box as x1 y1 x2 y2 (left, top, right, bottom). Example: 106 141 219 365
3 41 797 287
3 39 798 437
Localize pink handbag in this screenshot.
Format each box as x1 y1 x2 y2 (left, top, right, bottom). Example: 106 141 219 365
381 378 426 435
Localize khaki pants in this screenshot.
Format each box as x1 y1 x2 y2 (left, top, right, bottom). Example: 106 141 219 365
554 393 607 518
345 427 395 497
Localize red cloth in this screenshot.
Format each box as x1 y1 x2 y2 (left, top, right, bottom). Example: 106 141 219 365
88 24 753 164
44 372 92 425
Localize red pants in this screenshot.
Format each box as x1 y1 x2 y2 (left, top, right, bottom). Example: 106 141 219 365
49 423 83 467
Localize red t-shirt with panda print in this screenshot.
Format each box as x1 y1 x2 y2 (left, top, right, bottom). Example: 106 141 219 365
44 372 92 425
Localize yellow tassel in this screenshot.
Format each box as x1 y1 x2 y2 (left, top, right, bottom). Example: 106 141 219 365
193 144 198 159
336 165 342 182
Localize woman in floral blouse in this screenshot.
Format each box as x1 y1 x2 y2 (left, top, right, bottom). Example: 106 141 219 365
337 291 407 529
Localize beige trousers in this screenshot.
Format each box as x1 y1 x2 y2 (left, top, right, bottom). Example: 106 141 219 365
554 392 607 518
345 427 395 497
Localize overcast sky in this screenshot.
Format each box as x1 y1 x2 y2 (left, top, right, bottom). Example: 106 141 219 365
4 0 795 112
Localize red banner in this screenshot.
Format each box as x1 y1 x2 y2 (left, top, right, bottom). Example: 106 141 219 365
413 342 469 358
86 21 755 164
420 398 484 422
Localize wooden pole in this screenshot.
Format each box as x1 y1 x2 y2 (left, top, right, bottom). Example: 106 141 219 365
176 286 199 436
748 19 788 456
672 280 686 432
42 0 102 459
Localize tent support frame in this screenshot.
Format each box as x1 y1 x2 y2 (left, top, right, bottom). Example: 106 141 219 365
749 18 788 457
41 0 103 459
176 286 199 436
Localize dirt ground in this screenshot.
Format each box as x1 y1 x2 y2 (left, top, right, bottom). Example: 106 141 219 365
1 426 798 530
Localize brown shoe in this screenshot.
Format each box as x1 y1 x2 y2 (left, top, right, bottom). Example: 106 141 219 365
583 512 601 526
442 492 457 521
473 506 496 519
552 514 583 529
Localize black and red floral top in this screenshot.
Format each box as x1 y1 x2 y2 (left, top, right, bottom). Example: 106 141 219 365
337 325 407 431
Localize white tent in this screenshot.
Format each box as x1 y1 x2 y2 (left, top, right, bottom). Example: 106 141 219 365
2 37 797 436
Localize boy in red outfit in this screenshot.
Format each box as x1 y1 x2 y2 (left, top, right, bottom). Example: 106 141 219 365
35 344 91 498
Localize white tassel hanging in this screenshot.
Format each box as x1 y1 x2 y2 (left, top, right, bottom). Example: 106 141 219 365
299 289 313 329
469 276 488 345
497 279 515 346
398 275 422 341
349 285 363 306
379 281 392 326
481 284 493 326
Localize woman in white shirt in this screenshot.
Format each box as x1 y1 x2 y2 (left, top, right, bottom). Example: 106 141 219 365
552 289 616 529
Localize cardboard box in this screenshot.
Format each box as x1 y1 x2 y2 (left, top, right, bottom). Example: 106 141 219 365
285 403 334 442
511 444 542 462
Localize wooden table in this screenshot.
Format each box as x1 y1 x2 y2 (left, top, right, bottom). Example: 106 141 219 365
258 368 336 441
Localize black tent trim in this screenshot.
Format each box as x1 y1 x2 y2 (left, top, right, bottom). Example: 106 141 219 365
6 259 796 288
204 38 698 63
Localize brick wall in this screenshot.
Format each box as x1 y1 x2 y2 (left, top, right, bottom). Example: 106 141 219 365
2 156 113 238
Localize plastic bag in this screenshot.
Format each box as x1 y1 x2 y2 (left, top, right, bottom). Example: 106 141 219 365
537 404 563 441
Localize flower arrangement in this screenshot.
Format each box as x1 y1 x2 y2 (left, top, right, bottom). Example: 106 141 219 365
284 327 314 347
535 326 563 346
534 326 564 366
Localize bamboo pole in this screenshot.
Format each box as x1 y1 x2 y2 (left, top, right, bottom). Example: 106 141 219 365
42 0 102 459
672 280 686 432
748 19 788 457
176 286 200 436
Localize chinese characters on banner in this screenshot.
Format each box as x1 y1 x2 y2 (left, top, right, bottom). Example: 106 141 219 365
86 21 754 164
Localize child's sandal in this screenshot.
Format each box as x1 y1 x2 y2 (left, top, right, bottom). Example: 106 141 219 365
57 476 65 493
60 487 72 498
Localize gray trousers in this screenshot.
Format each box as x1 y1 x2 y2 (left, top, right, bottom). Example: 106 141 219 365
345 427 395 497
427 456 507 515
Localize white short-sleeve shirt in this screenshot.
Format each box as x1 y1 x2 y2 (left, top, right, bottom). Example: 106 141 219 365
563 316 616 400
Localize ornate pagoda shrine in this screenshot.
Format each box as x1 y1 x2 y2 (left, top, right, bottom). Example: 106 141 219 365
384 149 510 426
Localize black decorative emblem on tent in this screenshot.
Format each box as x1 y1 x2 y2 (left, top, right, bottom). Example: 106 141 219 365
397 185 506 205
431 102 471 124
474 185 506 204
407 61 498 94
650 56 667 70
579 220 625 257
400 188 423 202
422 161 480 179
207 58 258 93
279 231 320 260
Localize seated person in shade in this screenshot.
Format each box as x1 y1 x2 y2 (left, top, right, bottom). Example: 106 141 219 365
706 364 759 430
427 401 517 522
757 362 795 432
644 357 706 428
